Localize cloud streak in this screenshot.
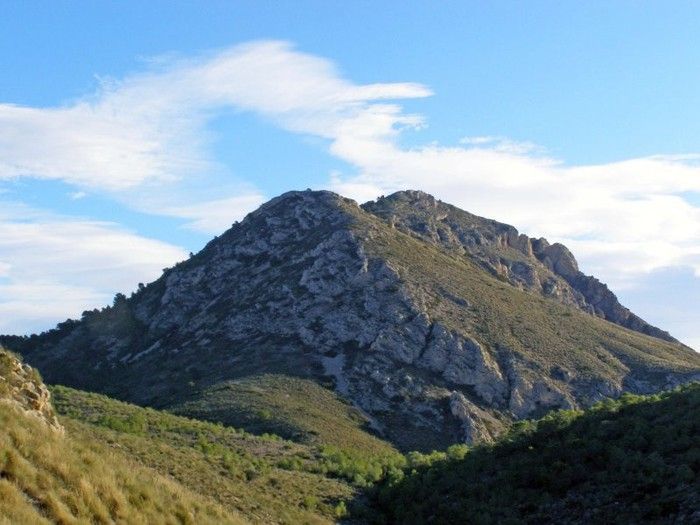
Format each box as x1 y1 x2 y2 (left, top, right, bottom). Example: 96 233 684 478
0 203 187 334
0 41 430 193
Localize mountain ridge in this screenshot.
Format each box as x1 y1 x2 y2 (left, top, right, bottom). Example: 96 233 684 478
3 189 699 451
363 190 677 343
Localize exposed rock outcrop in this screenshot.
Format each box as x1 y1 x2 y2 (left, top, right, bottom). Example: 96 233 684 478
0 349 63 433
449 391 502 443
419 324 507 405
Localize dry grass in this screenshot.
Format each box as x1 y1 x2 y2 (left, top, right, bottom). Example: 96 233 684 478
0 403 244 525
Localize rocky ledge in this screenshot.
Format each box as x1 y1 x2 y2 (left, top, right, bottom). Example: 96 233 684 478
0 349 63 433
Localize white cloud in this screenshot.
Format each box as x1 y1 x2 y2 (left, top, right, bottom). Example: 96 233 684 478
162 193 267 234
613 267 700 350
0 282 106 335
0 40 430 230
0 41 430 188
459 135 543 155
0 102 197 190
0 205 187 334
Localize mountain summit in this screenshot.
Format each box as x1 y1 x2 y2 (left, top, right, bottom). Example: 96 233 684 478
4 190 699 451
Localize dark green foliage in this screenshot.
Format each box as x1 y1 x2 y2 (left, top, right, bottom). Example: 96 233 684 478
362 384 700 524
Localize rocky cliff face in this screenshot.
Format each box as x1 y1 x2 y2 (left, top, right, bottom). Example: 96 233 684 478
4 190 699 451
0 349 63 433
362 190 676 342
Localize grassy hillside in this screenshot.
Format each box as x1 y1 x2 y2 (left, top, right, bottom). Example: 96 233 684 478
0 402 241 525
171 374 399 457
52 385 405 523
362 383 700 524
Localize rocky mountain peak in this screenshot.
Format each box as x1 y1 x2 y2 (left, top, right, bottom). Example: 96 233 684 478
377 189 438 207
251 189 356 218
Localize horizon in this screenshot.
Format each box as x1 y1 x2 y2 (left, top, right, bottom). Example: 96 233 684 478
1 2 699 349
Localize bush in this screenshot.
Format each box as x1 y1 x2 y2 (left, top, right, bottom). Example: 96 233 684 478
301 495 318 510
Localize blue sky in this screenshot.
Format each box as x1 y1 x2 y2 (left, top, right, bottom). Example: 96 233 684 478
1 1 699 348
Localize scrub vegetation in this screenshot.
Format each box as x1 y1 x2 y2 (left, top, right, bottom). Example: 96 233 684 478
361 383 700 524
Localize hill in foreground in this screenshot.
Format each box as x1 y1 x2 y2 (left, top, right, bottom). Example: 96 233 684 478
362 383 700 524
4 347 697 524
3 190 699 452
1 348 402 524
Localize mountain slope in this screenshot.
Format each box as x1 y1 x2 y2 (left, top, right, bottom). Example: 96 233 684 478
363 383 700 524
0 349 242 525
3 190 699 451
169 374 399 456
51 385 388 524
363 190 675 342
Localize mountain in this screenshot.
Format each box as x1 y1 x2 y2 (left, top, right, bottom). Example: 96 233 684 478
3 190 699 452
363 383 700 524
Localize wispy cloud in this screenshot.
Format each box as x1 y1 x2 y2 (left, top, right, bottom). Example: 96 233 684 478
0 40 431 229
161 193 267 234
0 42 432 186
0 203 187 334
459 135 543 155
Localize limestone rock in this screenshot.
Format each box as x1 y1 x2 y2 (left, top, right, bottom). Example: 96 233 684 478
449 391 502 443
419 324 507 404
0 349 63 433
